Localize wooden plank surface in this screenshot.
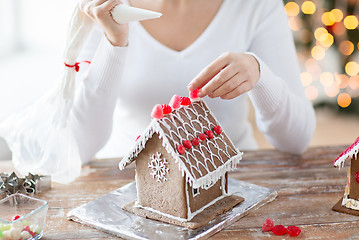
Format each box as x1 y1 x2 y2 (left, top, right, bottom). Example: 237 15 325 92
1 145 357 239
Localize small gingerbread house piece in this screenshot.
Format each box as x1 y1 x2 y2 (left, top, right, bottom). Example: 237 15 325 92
119 93 244 228
333 136 359 215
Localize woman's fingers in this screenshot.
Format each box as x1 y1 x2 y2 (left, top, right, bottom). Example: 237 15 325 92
220 81 253 100
209 72 241 98
80 0 108 19
200 64 238 98
188 52 230 93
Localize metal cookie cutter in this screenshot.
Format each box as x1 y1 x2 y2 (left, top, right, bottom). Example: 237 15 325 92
0 172 51 199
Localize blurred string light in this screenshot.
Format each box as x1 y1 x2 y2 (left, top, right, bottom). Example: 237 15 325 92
284 0 359 109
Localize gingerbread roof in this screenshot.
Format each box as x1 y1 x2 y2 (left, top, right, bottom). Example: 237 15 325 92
334 136 359 169
119 97 242 189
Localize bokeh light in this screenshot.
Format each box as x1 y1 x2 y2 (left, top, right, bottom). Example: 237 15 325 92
335 74 349 89
320 72 334 86
305 86 319 100
344 15 359 30
349 76 359 90
314 27 328 41
285 2 300 17
302 1 316 14
332 22 346 36
345 61 359 76
339 41 354 55
301 72 313 86
331 9 343 22
311 46 326 60
319 33 334 48
337 93 352 108
322 12 336 26
324 85 340 97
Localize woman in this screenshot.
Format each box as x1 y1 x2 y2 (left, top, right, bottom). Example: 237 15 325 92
73 0 316 163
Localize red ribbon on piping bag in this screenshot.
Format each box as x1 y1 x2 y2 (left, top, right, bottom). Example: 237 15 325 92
64 60 91 72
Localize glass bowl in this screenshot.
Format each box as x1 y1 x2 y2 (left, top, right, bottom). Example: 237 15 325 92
0 193 48 240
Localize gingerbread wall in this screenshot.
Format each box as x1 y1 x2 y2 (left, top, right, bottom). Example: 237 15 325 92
135 134 188 219
187 176 224 214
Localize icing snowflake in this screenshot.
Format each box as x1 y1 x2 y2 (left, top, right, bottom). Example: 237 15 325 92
148 152 169 182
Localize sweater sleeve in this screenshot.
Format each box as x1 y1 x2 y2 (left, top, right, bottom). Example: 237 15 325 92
247 0 316 154
71 27 128 163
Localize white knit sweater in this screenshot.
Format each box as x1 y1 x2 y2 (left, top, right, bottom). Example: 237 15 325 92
71 0 316 162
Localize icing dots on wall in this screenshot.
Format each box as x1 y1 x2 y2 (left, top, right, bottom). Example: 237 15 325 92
176 126 222 155
148 152 169 182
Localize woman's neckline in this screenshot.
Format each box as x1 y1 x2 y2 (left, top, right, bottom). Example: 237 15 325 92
129 0 228 57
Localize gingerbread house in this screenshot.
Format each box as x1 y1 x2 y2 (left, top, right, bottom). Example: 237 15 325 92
119 93 244 228
332 136 359 215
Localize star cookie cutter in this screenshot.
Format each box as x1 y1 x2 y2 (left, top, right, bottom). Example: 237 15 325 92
0 172 51 199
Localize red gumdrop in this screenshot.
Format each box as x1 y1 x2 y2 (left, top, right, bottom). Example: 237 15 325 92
177 145 186 155
213 125 222 135
286 226 301 236
199 133 207 141
180 97 191 106
169 95 181 109
29 230 37 237
151 104 164 119
206 130 214 139
162 104 172 114
12 215 20 221
183 140 192 149
192 137 200 146
272 225 287 236
262 218 274 232
189 88 201 99
355 172 359 183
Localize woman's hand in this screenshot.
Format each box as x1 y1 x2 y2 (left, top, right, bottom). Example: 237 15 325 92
188 52 260 100
80 0 129 47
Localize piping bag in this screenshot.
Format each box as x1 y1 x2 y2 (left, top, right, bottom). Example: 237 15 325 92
0 3 161 183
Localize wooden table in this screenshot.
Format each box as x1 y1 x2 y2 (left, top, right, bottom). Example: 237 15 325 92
1 145 358 239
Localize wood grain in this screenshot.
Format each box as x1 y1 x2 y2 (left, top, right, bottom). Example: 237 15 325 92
1 145 356 239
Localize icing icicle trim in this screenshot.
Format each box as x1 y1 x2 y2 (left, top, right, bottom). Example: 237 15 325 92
334 136 359 169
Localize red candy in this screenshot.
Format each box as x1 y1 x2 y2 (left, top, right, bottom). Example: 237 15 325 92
136 135 141 141
272 225 287 236
151 104 164 119
262 218 274 232
162 104 172 114
189 88 201 99
206 130 214 139
199 133 207 141
286 226 301 236
192 137 200 146
177 145 186 155
12 215 20 221
180 97 191 106
23 225 31 232
169 95 181 109
355 172 359 183
213 125 222 135
183 140 192 149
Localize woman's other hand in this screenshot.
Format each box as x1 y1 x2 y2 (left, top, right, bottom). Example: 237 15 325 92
188 52 260 100
80 0 129 47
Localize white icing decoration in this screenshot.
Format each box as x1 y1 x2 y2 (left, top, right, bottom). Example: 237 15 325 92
342 195 359 211
134 193 228 221
148 152 169 182
334 141 359 169
119 99 243 189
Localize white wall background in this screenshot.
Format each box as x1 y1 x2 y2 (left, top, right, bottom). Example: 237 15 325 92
0 0 75 159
